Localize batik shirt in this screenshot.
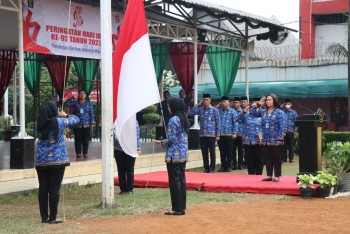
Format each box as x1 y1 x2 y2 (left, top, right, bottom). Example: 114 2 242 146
284 109 298 132
64 99 95 127
36 115 80 168
253 108 286 145
240 112 263 145
234 107 244 136
162 116 188 163
114 121 141 152
189 106 221 137
218 107 238 136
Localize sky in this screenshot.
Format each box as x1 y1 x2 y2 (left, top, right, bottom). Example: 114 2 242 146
204 0 300 32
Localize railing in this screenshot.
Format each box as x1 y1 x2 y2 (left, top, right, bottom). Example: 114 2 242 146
201 41 348 63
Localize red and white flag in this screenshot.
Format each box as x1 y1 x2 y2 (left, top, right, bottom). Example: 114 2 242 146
112 0 160 157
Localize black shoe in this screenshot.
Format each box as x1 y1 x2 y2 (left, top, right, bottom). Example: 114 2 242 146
204 169 210 173
119 190 126 195
223 168 231 172
164 211 183 215
49 219 63 224
289 160 294 163
42 218 49 223
237 165 244 170
231 165 237 170
262 177 273 181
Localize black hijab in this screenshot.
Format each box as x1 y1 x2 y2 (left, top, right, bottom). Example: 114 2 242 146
37 101 59 141
167 97 189 134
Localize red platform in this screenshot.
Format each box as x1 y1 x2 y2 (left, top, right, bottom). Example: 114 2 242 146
114 171 301 195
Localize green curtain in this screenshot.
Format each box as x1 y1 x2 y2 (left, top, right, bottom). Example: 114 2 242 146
24 52 42 96
73 59 99 97
151 44 169 84
206 43 241 97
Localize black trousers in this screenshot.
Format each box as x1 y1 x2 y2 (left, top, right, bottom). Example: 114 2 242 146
114 150 136 192
200 137 216 171
262 145 283 177
73 127 90 155
36 167 65 222
244 144 263 175
232 136 243 166
167 162 186 213
283 132 295 161
218 136 233 170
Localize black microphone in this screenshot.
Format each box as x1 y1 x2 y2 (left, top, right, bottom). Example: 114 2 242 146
295 104 314 114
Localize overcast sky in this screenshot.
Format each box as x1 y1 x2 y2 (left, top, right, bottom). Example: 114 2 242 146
204 0 300 32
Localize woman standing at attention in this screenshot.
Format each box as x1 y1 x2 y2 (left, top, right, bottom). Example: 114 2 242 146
154 97 189 215
64 90 95 158
36 101 79 224
246 94 286 182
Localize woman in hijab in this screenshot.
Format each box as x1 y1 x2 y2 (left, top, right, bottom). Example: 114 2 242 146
36 101 79 224
154 97 189 215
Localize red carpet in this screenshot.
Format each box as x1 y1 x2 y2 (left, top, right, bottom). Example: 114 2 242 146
114 171 301 195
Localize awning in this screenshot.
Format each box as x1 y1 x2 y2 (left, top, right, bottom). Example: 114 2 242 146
170 79 348 99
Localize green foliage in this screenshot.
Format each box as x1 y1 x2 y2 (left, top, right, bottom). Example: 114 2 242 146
142 105 157 114
143 113 160 124
325 43 348 57
297 174 316 189
0 116 13 131
26 121 35 137
323 132 350 144
323 141 350 183
162 70 180 90
315 171 337 188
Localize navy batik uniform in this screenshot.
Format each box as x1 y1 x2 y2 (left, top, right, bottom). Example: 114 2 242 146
36 115 79 222
189 106 220 172
255 108 286 178
161 116 188 213
283 109 298 162
218 107 238 171
64 98 95 156
114 121 141 193
233 107 244 169
240 111 263 175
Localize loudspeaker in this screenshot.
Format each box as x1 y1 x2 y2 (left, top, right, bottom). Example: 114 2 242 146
197 29 207 42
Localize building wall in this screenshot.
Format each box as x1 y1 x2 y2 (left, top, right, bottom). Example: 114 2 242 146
300 0 348 59
315 25 347 57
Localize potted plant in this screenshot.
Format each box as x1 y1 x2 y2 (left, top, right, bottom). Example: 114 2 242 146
0 115 15 141
314 171 337 198
297 174 316 199
323 141 350 193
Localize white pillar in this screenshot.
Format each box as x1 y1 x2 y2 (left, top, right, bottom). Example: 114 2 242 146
193 29 199 128
245 51 249 101
100 0 115 208
18 0 27 137
4 89 8 116
13 67 17 124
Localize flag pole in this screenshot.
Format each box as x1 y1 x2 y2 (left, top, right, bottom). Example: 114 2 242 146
100 0 115 208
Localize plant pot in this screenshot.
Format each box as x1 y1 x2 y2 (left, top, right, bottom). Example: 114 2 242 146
317 187 332 198
342 173 350 192
299 187 313 199
332 185 338 195
2 130 15 141
337 184 345 193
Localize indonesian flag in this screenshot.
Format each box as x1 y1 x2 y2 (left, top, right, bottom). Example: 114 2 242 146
112 0 160 157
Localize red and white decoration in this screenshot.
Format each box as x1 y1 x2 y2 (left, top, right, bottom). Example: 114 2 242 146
22 0 123 59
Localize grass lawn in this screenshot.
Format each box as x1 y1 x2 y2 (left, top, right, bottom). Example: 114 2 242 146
0 156 300 233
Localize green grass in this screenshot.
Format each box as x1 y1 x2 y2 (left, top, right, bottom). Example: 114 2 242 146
0 156 299 233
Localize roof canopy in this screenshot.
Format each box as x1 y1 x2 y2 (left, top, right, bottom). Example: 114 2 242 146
170 80 349 99
0 0 296 51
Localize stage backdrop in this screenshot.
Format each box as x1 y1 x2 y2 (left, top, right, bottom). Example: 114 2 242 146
23 0 123 59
